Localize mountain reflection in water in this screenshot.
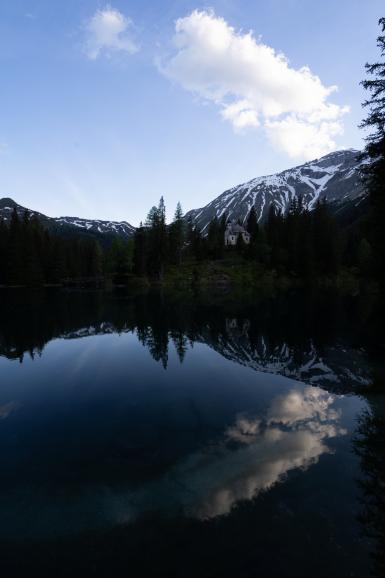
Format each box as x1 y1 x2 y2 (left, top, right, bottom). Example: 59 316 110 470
0 288 380 391
0 288 383 578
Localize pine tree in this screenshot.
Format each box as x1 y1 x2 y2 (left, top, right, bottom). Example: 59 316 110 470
146 197 168 279
169 202 185 265
109 238 130 283
246 206 259 238
0 218 8 284
186 217 204 261
87 241 103 278
285 199 302 273
49 237 67 283
266 205 283 269
312 201 341 276
218 214 227 259
66 239 82 279
207 217 221 259
357 238 373 276
359 17 385 284
236 230 246 255
297 210 315 279
133 222 148 276
7 208 23 285
29 215 45 285
254 227 270 265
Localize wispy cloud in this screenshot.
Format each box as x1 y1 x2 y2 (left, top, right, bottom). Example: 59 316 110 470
83 5 139 60
160 10 349 160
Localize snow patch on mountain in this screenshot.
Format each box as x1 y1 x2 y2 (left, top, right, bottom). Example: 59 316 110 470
0 198 136 240
186 149 366 232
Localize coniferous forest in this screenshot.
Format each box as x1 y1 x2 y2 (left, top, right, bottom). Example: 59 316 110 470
0 208 103 286
131 196 374 283
0 194 378 288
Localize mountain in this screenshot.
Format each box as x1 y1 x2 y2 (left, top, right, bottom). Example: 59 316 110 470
0 198 135 243
186 149 366 233
0 148 367 243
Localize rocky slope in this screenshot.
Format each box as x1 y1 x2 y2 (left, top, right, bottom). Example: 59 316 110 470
186 149 366 233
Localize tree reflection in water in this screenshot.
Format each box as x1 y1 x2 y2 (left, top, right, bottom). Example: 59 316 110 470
354 396 385 578
0 288 381 393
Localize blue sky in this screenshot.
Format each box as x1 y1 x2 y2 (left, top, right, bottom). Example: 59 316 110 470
0 0 383 225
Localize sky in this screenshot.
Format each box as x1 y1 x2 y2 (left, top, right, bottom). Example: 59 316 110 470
0 0 383 225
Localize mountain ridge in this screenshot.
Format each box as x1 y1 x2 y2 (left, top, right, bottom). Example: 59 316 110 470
186 149 366 233
1 148 368 241
0 197 135 243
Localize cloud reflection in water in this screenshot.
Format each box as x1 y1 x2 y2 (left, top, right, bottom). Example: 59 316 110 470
114 386 346 522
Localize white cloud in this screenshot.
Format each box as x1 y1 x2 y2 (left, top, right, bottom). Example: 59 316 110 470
221 100 260 131
161 10 349 159
83 5 138 60
265 116 344 160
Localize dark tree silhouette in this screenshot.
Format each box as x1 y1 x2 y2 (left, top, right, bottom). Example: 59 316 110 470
360 17 385 285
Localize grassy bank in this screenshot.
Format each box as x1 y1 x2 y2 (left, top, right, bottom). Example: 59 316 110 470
128 257 378 296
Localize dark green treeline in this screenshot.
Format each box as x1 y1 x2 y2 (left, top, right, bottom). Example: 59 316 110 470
0 196 374 287
131 195 373 281
0 208 103 286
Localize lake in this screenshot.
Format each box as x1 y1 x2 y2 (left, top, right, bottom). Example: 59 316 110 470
0 288 384 577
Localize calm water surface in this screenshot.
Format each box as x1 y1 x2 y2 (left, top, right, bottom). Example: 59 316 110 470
0 289 384 577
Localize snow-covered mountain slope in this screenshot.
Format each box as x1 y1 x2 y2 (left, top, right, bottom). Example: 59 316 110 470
0 198 135 241
186 149 366 233
0 148 366 241
198 321 371 393
54 215 135 238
